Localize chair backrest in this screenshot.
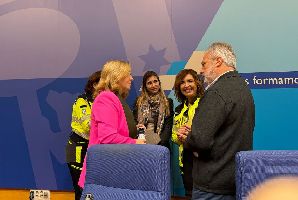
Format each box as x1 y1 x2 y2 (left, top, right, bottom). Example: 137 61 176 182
235 150 298 200
84 144 170 195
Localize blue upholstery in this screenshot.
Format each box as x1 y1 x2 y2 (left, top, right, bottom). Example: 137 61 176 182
235 150 298 200
81 144 170 200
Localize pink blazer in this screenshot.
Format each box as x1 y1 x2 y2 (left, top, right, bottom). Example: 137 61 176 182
78 91 136 187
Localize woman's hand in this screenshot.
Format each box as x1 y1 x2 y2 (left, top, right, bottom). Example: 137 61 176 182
177 125 191 143
136 124 146 130
135 139 146 144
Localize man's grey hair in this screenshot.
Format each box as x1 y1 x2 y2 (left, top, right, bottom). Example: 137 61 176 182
207 42 236 68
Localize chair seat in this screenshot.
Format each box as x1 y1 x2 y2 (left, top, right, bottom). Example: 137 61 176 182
81 144 170 200
81 184 167 200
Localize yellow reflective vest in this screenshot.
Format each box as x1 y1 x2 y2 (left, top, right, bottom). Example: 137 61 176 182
71 95 93 140
172 98 200 170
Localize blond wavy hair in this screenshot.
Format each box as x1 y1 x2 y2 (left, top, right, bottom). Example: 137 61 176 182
94 60 131 98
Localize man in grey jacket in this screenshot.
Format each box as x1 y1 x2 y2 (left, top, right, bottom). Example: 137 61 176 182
177 42 255 200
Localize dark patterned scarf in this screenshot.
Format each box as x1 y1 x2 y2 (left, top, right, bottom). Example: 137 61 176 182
137 95 165 135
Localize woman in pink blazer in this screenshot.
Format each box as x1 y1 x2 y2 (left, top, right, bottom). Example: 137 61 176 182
78 60 146 190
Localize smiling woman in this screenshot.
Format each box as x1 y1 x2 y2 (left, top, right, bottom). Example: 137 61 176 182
172 69 204 199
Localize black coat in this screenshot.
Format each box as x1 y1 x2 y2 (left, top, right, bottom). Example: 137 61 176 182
186 71 255 195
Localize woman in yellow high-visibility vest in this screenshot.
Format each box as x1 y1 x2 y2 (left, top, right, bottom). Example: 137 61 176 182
172 69 204 199
65 70 101 200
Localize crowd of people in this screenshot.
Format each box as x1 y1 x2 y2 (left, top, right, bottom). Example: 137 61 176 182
65 42 255 200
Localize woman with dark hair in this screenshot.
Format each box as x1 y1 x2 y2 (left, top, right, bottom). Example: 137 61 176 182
172 69 204 199
133 71 174 148
65 70 101 200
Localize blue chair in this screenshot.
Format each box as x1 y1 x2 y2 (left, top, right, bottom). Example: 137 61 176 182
81 144 170 200
235 150 298 200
